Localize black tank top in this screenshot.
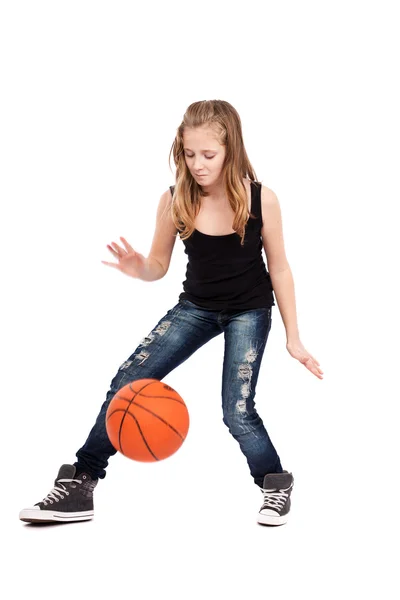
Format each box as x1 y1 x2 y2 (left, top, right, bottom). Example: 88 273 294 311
169 180 275 311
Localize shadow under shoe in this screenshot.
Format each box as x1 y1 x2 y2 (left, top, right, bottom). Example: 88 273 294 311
257 470 294 526
19 464 98 523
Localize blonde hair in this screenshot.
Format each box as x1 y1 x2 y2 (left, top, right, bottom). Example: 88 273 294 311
168 100 259 246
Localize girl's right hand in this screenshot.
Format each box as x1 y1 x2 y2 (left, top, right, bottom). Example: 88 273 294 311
101 236 147 279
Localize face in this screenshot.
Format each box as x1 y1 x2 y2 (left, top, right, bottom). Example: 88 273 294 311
182 126 226 187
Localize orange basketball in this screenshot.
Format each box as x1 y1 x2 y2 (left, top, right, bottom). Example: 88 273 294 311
105 379 190 462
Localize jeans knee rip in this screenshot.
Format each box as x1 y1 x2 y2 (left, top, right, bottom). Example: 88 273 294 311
236 344 259 412
129 320 172 366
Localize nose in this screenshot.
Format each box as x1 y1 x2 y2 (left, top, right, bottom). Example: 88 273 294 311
193 157 205 171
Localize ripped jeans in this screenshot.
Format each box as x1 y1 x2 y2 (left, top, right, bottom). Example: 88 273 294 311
74 298 283 487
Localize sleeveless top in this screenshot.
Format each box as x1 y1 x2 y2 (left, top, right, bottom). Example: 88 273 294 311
169 180 275 311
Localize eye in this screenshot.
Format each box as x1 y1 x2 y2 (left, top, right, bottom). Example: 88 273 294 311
185 154 215 160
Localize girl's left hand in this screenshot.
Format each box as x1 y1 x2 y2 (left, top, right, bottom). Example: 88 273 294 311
286 339 324 379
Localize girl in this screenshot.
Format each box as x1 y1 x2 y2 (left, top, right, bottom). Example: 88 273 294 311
19 100 323 527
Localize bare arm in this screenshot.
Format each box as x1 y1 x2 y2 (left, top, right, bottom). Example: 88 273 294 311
260 185 323 379
260 185 299 341
144 189 178 280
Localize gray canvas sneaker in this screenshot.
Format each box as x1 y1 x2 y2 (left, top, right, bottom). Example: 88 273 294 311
257 470 294 526
19 464 98 523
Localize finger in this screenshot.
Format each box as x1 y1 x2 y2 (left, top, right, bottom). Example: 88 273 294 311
304 357 319 372
106 244 119 256
306 355 323 373
120 236 135 253
313 360 323 373
306 363 322 378
101 260 119 269
311 365 323 378
108 243 127 258
111 242 124 254
298 356 323 378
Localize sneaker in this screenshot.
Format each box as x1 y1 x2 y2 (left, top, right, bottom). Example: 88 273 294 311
257 470 294 526
19 464 98 523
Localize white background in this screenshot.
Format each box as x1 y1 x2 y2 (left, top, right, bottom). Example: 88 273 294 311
1 1 399 598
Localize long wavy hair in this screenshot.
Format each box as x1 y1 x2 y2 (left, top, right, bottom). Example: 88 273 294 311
168 100 259 246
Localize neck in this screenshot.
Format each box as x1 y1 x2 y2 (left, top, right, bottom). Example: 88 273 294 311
200 180 226 202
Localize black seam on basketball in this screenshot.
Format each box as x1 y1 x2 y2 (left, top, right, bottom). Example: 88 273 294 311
106 408 130 452
136 394 185 404
113 393 185 405
106 408 130 421
127 380 184 405
111 381 158 445
122 411 159 461
111 381 159 416
128 380 158 398
130 402 186 440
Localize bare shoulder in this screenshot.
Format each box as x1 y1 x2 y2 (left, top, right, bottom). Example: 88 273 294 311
163 187 174 203
260 183 278 204
260 184 279 222
157 187 174 217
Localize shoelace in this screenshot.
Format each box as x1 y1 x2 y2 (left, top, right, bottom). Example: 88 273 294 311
260 485 292 511
41 477 82 506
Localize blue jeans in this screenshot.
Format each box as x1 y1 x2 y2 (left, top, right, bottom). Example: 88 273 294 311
75 298 283 487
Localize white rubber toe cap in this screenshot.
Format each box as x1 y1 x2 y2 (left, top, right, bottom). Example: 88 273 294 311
259 508 279 517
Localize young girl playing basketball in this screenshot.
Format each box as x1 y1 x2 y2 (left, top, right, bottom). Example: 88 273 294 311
19 100 323 526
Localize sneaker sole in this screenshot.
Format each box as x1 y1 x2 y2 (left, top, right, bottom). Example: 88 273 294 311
19 509 94 523
257 512 289 526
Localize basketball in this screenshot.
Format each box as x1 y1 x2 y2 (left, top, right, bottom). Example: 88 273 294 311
105 378 190 462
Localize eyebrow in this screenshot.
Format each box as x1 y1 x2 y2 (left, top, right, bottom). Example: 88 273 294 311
183 148 217 152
